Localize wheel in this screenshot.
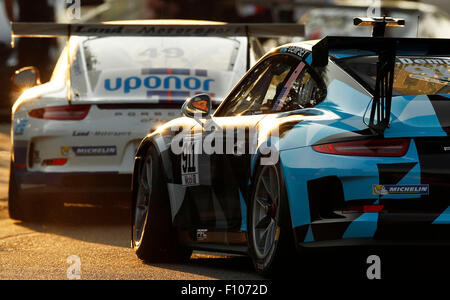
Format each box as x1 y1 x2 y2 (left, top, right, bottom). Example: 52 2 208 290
8 160 45 221
248 164 297 276
131 146 192 262
8 160 25 220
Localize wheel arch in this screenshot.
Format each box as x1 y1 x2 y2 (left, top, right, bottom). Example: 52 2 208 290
131 133 174 217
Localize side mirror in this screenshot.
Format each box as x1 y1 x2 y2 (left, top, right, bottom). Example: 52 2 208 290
181 93 212 119
12 66 41 88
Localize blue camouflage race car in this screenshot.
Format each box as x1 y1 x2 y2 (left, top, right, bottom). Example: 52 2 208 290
131 17 450 275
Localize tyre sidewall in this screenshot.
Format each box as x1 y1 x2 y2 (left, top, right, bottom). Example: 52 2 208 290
247 163 294 275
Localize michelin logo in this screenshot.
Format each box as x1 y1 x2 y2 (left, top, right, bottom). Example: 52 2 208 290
72 146 117 156
373 184 429 195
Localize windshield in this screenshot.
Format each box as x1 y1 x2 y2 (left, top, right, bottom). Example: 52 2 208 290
82 36 240 72
337 56 450 96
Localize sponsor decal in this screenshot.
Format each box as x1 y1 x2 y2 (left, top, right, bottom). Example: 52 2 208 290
280 46 309 58
181 137 200 186
14 119 29 136
72 131 89 136
372 184 429 195
196 229 208 241
397 57 450 66
61 146 70 156
74 25 245 36
396 57 450 84
71 131 132 137
104 72 215 94
71 146 117 156
93 131 131 137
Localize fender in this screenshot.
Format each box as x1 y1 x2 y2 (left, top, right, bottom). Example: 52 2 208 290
131 130 180 227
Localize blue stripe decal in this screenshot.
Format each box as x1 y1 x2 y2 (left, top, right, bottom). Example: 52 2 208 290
141 68 207 76
238 189 247 231
142 68 190 75
386 95 447 138
304 225 314 242
172 69 190 75
172 91 191 97
330 49 376 59
195 69 208 77
305 53 312 65
147 90 190 98
432 207 450 224
343 213 379 239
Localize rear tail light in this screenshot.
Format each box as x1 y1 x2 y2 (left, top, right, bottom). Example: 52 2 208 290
41 158 67 166
342 204 384 214
28 105 90 120
313 138 410 157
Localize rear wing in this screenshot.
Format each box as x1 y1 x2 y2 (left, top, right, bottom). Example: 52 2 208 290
312 36 450 67
11 22 304 103
11 22 304 45
312 36 450 135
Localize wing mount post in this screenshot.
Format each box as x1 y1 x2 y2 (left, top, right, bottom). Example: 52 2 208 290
368 42 396 136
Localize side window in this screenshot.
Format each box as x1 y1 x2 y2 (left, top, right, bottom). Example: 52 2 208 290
216 55 300 116
216 54 324 116
278 68 323 111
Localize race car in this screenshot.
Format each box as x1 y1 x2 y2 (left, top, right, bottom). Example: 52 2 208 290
9 20 304 220
130 17 450 275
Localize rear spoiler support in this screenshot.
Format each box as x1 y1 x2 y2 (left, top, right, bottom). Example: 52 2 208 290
368 46 395 135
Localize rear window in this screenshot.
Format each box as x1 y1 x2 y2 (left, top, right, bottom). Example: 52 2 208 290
81 36 241 72
337 56 450 95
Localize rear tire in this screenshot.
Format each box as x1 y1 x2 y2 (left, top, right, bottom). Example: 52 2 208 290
247 164 297 276
8 161 25 220
8 161 48 222
131 146 192 262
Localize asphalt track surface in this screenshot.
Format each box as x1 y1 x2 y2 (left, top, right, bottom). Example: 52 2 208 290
0 124 449 280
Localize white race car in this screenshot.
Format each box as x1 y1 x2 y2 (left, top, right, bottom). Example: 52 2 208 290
9 20 302 220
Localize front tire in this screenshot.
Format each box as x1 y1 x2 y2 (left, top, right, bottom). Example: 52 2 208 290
131 146 191 262
248 164 297 276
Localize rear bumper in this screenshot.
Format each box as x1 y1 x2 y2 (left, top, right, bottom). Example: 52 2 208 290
15 170 132 203
294 212 450 248
299 238 450 248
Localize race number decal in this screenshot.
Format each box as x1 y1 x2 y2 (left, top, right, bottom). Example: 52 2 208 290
181 137 200 186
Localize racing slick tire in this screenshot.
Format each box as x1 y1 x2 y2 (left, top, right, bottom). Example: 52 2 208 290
8 161 25 220
248 163 298 276
8 160 47 221
131 146 192 263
